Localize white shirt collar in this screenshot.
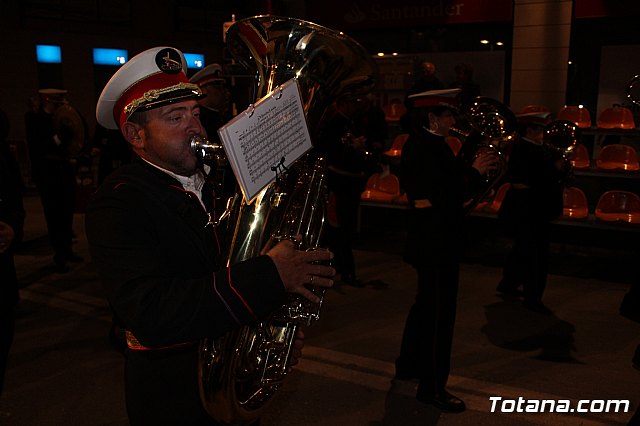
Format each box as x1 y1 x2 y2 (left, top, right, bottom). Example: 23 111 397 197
141 157 209 206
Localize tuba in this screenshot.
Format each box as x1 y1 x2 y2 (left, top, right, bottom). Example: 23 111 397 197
544 119 579 181
452 96 518 213
194 15 377 425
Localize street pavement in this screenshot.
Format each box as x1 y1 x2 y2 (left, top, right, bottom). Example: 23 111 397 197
1 194 639 426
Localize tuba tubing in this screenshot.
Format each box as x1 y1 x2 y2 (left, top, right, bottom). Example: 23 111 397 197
196 15 377 425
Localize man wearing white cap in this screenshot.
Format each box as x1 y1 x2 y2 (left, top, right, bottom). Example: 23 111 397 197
395 88 497 413
85 46 335 425
25 88 84 272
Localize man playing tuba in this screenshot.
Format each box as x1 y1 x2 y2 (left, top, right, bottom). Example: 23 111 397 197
85 46 335 426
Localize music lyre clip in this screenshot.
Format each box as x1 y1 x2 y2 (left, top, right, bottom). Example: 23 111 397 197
271 156 288 182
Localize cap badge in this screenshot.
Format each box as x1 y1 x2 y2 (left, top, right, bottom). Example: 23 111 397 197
155 48 183 74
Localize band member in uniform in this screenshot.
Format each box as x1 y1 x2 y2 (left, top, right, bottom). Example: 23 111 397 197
316 96 370 287
0 108 25 398
497 110 565 315
85 46 335 426
395 88 498 412
25 89 83 272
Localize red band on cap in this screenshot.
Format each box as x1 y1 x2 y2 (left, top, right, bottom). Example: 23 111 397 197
114 71 190 129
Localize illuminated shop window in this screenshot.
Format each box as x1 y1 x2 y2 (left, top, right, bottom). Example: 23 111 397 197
93 48 128 66
36 45 62 63
184 53 205 69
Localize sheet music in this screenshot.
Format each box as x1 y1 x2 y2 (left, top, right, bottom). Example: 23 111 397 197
218 78 312 202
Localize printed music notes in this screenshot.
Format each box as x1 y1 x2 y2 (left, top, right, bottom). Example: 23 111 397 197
218 78 313 202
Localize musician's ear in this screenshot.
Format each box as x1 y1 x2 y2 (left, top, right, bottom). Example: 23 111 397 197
121 122 144 148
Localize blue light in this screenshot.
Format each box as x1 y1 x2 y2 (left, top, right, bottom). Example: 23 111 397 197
184 53 205 69
93 48 128 66
36 45 62 64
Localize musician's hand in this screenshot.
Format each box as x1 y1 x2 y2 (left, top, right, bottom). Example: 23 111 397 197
472 150 500 176
266 237 335 303
0 221 15 254
288 327 305 370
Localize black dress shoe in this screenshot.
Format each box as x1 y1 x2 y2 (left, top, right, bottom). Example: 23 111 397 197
54 262 69 274
417 390 466 412
496 282 522 297
393 371 419 381
523 301 553 315
66 253 84 263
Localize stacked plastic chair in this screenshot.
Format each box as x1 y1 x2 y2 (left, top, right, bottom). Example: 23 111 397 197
563 187 589 219
595 191 640 224
383 100 406 124
485 182 511 214
382 133 409 160
597 105 636 129
596 144 640 171
520 104 551 114
568 143 591 169
361 171 403 204
557 105 592 128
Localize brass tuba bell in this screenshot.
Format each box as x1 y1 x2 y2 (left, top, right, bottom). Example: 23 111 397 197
452 96 518 213
543 119 579 180
196 15 377 425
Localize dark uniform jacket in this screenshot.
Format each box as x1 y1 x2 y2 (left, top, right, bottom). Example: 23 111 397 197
85 156 288 424
85 156 286 347
499 137 564 226
400 127 484 265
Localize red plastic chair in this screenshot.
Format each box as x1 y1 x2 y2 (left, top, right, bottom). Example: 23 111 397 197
383 101 407 123
557 105 592 128
596 144 639 171
445 136 462 156
568 143 590 169
361 172 401 203
563 187 589 219
486 183 511 214
597 105 636 129
595 191 640 224
383 133 409 159
519 105 551 115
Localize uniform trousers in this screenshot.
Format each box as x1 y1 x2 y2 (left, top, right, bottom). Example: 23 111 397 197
125 347 216 426
325 187 361 279
501 219 551 304
125 346 262 426
35 160 76 265
396 259 460 396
